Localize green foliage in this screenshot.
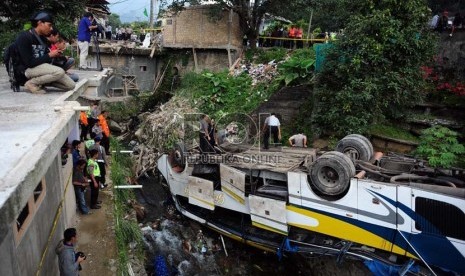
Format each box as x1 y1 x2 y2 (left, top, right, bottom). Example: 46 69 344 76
278 48 315 85
111 140 143 274
314 0 437 136
284 89 314 142
106 96 149 122
245 47 287 64
54 14 77 43
370 124 420 143
0 0 86 58
178 70 277 119
108 14 122 28
0 22 18 60
130 21 150 31
415 126 465 168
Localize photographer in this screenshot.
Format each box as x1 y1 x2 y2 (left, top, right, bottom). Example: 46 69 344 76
55 228 86 276
77 12 98 70
16 11 75 94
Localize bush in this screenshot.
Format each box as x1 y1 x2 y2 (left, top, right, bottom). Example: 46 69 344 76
179 70 276 119
415 126 465 168
313 0 437 136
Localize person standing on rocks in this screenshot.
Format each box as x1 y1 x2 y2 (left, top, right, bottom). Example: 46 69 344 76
199 114 213 153
56 228 86 276
262 113 281 150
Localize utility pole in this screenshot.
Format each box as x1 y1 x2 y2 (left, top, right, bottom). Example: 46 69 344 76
306 9 313 41
150 0 157 27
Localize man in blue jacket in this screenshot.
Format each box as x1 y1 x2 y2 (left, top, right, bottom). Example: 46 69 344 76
77 12 98 70
16 11 75 94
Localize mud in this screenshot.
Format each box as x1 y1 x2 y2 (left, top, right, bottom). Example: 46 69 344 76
76 186 118 275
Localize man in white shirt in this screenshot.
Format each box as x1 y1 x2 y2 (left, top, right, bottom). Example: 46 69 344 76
289 133 307 147
262 113 281 149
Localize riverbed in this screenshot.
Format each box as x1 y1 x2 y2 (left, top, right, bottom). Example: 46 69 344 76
135 175 371 276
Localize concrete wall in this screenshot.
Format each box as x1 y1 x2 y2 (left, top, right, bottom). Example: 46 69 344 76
162 6 243 50
173 49 238 74
254 85 313 127
0 154 71 276
437 31 465 81
98 52 158 92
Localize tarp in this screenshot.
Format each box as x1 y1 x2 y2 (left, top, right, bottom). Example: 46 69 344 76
364 260 420 276
313 43 333 72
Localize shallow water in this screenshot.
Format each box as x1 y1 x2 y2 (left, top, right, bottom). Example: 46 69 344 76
136 175 371 276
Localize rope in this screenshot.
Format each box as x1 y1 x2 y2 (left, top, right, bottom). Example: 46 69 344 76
35 168 74 276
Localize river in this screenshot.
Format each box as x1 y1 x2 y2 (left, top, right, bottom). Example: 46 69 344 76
135 175 371 276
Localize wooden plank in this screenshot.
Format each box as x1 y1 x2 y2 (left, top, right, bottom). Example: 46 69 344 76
192 47 198 72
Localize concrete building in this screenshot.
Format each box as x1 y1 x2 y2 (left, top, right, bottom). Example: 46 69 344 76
159 5 243 72
0 69 109 275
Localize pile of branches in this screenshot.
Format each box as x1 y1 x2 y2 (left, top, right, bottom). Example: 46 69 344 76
132 96 197 178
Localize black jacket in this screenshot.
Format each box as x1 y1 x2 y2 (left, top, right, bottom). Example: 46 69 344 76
16 30 52 69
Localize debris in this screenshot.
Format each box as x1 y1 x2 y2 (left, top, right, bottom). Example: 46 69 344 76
131 96 197 178
182 239 192 253
232 60 281 86
220 235 228 257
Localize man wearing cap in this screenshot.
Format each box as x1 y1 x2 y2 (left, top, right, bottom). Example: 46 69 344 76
89 137 108 189
77 12 98 70
16 11 76 94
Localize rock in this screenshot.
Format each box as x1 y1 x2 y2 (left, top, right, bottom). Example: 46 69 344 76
141 226 152 232
134 127 143 139
109 119 123 132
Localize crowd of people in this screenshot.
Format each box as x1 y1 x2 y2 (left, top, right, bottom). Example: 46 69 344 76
60 101 112 216
56 104 112 274
254 25 335 49
430 10 465 36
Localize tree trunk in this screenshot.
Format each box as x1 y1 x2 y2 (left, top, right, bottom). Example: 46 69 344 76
248 35 257 49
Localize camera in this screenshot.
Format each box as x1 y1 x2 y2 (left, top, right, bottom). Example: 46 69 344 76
75 252 86 270
91 19 105 34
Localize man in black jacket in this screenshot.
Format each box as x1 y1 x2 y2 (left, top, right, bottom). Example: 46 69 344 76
16 11 75 94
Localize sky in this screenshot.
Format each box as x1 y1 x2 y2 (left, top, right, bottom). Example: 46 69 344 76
107 0 156 23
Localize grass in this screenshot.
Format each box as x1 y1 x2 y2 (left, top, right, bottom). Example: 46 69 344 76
369 124 420 143
110 139 144 275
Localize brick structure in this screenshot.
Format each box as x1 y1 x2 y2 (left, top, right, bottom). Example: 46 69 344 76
161 6 243 50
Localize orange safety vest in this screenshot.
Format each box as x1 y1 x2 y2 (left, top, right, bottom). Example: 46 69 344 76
98 114 110 137
288 27 295 38
296 28 303 39
80 111 88 126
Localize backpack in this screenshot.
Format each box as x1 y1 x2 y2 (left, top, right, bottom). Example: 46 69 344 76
3 42 27 92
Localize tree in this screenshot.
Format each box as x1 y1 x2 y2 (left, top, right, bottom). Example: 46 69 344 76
313 0 437 136
108 13 123 28
160 0 317 48
0 0 86 56
0 0 84 21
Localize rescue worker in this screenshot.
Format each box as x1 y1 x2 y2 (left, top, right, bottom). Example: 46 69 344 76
98 110 110 155
87 149 102 209
79 111 89 141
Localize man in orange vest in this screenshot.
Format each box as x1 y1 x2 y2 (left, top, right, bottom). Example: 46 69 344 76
79 111 89 141
98 110 111 155
296 27 303 48
288 25 296 49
